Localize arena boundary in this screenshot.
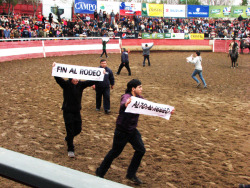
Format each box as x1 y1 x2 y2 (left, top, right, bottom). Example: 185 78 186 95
0 147 132 188
2 37 245 62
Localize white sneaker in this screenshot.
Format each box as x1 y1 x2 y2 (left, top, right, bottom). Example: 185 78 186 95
68 151 75 158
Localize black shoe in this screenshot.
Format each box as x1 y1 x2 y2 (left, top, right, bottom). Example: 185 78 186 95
95 168 104 178
126 175 143 185
105 110 111 114
143 65 145 67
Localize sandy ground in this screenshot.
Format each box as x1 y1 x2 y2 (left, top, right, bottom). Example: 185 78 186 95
0 52 249 188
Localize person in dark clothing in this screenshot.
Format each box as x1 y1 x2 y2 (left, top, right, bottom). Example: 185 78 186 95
49 13 53 25
116 48 131 76
92 59 115 114
240 37 245 54
22 27 30 38
100 39 109 58
53 63 98 158
96 79 145 185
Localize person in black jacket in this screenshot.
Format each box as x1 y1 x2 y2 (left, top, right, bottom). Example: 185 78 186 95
92 59 115 114
53 63 98 158
116 48 131 76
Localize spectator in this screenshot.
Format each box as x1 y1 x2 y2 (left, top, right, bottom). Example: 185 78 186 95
49 13 53 25
99 10 103 22
4 26 10 38
110 10 115 26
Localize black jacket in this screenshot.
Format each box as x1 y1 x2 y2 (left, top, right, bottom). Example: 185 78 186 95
121 51 129 63
55 77 96 113
95 67 114 88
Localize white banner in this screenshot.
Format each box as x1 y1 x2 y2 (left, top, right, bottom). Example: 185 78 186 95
141 42 154 48
164 5 186 18
97 1 120 14
52 63 104 81
125 96 174 120
42 0 72 20
171 33 185 39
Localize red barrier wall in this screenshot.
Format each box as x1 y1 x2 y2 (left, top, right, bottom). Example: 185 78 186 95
122 39 210 46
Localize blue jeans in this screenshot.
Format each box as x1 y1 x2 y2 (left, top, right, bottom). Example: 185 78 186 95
192 69 206 86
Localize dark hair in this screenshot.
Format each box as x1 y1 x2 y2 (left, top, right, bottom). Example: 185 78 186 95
125 79 141 93
145 44 148 47
123 48 126 52
196 51 200 56
100 59 106 63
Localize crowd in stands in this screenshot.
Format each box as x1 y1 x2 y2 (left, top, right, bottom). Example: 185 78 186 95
0 10 250 40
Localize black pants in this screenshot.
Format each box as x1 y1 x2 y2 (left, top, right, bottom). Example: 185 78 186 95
63 111 82 152
143 55 150 66
117 62 131 75
95 87 110 110
97 128 145 177
101 49 107 57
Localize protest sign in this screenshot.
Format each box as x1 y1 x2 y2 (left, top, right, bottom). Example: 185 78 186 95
125 96 174 120
186 55 193 63
141 42 154 48
52 63 104 81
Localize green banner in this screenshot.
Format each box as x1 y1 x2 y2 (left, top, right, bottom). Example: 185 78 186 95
142 33 165 39
142 3 147 17
142 33 151 39
164 33 171 38
209 6 231 18
184 33 189 39
231 6 250 18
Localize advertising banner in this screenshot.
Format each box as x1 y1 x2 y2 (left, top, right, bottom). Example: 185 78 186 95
43 0 72 20
119 32 139 39
189 33 204 40
164 33 171 38
209 6 231 18
187 5 209 18
171 33 185 39
142 3 147 16
74 0 97 14
164 5 186 18
142 33 164 39
148 4 164 17
97 1 120 15
230 6 250 18
119 2 141 16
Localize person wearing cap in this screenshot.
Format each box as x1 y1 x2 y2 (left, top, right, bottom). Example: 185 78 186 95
116 48 131 76
95 79 145 185
52 63 99 158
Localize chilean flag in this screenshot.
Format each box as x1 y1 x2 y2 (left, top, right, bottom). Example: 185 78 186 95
120 2 141 16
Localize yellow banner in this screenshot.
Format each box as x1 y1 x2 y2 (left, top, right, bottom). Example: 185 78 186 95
189 33 204 40
148 4 164 17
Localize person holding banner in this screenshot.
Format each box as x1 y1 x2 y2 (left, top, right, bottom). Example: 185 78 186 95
96 79 145 185
188 51 207 88
52 63 101 158
142 43 154 67
116 48 131 76
92 59 115 114
100 38 109 58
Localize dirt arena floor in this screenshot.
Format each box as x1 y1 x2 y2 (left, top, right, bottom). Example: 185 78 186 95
0 52 249 188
